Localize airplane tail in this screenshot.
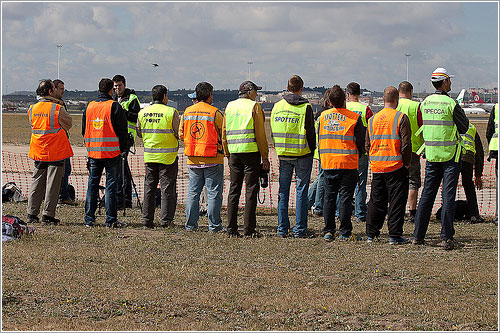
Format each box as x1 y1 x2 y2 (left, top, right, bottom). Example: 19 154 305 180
456 89 466 106
471 91 485 103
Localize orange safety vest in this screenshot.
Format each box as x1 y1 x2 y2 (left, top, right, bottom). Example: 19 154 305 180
368 107 404 173
84 100 120 159
28 101 73 162
318 107 359 170
183 102 219 157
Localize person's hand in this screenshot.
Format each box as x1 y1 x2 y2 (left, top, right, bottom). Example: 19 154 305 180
262 158 270 171
475 176 483 190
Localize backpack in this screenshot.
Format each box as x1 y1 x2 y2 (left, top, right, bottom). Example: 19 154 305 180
2 182 27 203
435 200 471 221
2 215 34 242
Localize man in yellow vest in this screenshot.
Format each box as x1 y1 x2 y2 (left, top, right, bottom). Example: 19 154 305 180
271 75 316 238
179 82 225 232
396 81 423 223
345 82 373 223
113 74 141 209
27 79 73 225
137 85 179 229
486 103 498 223
412 68 469 250
82 78 128 228
365 86 412 244
222 81 270 237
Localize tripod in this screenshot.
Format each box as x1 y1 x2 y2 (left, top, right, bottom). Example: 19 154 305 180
121 154 142 216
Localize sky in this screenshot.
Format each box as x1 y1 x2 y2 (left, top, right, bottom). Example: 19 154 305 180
1 1 498 94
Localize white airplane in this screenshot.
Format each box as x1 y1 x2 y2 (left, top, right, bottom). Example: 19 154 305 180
471 91 496 110
456 89 487 114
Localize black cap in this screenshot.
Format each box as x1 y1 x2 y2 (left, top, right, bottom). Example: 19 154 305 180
239 80 262 93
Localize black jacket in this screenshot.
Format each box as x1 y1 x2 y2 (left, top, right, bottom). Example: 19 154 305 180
486 105 497 159
113 88 141 123
82 92 129 153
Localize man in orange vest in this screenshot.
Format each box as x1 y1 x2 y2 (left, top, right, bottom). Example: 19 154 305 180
179 82 225 232
365 86 412 244
82 78 128 228
318 85 365 241
27 79 73 225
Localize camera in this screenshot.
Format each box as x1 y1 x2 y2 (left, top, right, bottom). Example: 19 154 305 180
127 132 134 150
260 164 269 188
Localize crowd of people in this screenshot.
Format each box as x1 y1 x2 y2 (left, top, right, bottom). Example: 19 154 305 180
25 67 499 250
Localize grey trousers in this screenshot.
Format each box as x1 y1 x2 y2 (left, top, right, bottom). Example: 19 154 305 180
142 159 178 226
27 161 65 218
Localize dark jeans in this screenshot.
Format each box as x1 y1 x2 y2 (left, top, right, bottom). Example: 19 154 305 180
143 160 178 226
460 161 480 217
227 152 261 235
85 156 120 226
59 158 72 200
117 157 132 207
366 167 409 238
323 169 357 237
413 159 461 241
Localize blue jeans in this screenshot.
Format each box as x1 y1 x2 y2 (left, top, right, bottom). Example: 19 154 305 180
307 161 325 212
413 159 461 241
354 154 368 220
185 165 224 231
59 158 72 200
84 156 120 226
277 156 313 236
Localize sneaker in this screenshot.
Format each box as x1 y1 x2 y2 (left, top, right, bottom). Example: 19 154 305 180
366 236 380 243
412 238 425 245
441 239 456 251
389 237 410 245
295 229 315 239
324 232 334 242
27 214 39 224
41 215 60 225
337 234 351 241
470 215 485 224
107 221 127 228
59 198 78 206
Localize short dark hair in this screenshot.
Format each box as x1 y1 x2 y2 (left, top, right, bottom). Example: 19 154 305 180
53 79 64 88
112 74 126 85
346 82 361 96
321 88 332 109
36 79 54 97
432 80 444 90
287 75 304 93
195 82 213 102
99 78 114 93
329 85 345 108
384 86 399 104
152 85 167 102
398 81 413 94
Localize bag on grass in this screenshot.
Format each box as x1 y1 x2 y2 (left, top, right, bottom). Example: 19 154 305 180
2 214 34 242
435 200 471 221
2 182 27 203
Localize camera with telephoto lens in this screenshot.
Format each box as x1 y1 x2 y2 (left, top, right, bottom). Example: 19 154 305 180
260 164 269 188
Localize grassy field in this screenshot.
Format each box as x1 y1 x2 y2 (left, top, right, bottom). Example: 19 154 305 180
1 201 498 331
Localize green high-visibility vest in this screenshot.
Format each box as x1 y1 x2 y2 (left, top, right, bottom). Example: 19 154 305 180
120 93 140 140
461 123 476 155
271 99 311 156
346 101 368 127
138 103 179 165
489 103 498 152
225 98 259 153
416 94 460 162
397 98 424 153
313 118 320 159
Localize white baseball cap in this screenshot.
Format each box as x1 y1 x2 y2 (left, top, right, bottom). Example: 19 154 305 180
431 67 455 82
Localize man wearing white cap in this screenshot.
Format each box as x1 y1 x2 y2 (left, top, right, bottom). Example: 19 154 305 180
412 67 469 250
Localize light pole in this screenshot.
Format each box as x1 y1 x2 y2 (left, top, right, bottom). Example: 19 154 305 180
247 61 253 80
405 53 411 81
57 45 63 78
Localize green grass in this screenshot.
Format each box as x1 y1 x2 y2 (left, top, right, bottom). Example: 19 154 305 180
1 201 498 331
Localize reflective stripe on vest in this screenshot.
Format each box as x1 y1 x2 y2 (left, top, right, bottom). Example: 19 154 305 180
28 101 73 162
120 93 140 140
396 98 424 153
318 107 359 170
346 101 368 127
461 123 476 155
84 100 120 159
182 102 219 157
489 103 498 152
368 108 403 173
418 94 459 162
270 99 310 156
225 98 259 153
138 103 179 165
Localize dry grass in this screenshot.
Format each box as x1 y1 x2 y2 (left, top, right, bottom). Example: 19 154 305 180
1 201 498 331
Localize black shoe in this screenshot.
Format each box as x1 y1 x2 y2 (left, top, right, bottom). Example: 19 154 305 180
244 231 263 238
27 214 39 224
143 224 155 229
107 221 127 228
42 215 59 225
160 220 173 228
294 229 315 238
227 231 241 238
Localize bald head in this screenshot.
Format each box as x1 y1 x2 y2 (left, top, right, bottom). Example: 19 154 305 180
383 86 399 108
